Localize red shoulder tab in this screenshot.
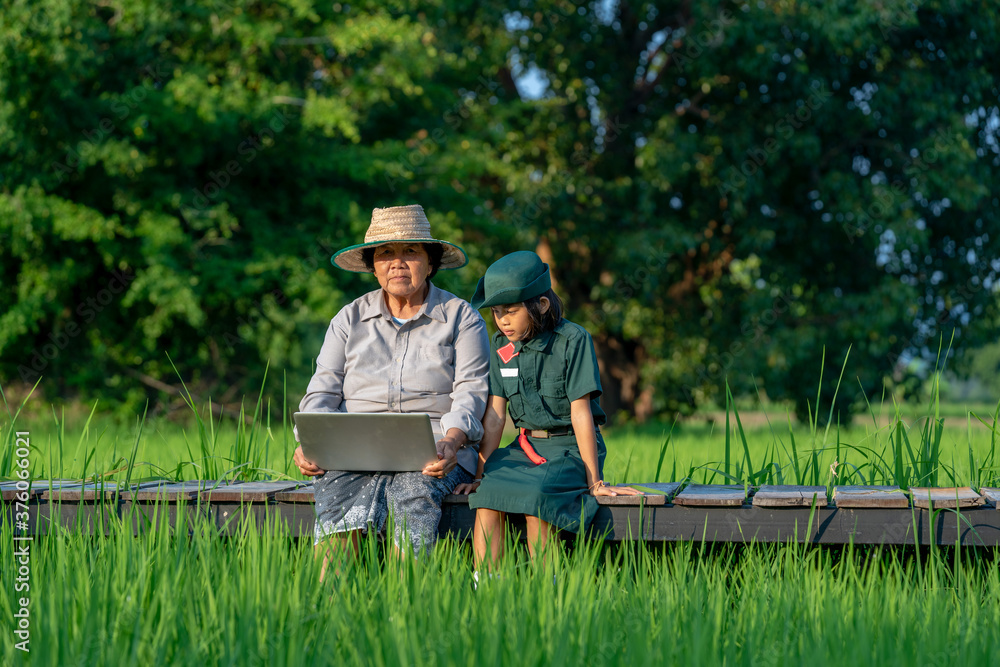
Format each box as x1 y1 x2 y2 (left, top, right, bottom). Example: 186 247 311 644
496 342 519 364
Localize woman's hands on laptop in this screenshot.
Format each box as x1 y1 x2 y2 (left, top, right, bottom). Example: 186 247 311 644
422 428 467 478
292 445 326 477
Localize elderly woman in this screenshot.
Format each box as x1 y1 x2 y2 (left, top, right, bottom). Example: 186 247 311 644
293 205 488 571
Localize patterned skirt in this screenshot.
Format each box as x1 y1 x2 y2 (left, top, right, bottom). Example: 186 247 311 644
312 465 472 554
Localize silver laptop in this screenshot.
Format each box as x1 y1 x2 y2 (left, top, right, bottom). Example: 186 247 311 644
293 412 440 472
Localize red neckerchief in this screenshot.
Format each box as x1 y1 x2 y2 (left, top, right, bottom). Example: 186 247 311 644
518 428 547 465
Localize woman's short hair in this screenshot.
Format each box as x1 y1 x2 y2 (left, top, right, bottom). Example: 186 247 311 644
361 243 445 279
522 289 563 338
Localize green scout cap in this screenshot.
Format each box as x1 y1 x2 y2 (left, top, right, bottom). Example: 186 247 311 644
470 250 551 309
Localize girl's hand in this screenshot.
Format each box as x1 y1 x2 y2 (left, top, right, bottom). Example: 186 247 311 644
453 480 481 495
589 481 643 497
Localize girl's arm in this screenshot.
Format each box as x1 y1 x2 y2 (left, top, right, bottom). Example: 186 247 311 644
454 394 508 494
570 396 641 497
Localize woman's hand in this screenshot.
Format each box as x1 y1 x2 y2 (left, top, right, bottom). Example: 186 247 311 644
453 480 481 495
423 430 464 478
589 481 643 497
292 445 325 477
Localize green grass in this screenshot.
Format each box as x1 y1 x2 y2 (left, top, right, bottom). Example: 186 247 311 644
3 380 1000 666
4 355 997 490
2 510 999 665
4 394 997 492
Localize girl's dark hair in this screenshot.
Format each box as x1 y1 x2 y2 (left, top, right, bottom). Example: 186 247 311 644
521 288 563 339
361 242 445 279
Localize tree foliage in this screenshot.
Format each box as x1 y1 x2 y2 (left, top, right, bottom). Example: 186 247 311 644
1 0 998 421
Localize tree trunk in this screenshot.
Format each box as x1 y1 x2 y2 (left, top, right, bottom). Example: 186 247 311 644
593 333 653 422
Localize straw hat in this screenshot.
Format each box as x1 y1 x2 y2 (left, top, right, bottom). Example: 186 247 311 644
331 205 468 273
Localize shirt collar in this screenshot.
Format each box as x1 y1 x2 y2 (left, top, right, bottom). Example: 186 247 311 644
359 282 447 324
520 328 555 352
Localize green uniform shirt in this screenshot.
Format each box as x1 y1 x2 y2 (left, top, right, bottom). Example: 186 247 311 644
488 319 606 430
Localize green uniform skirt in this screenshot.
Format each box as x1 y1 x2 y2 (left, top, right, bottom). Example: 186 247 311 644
468 432 607 533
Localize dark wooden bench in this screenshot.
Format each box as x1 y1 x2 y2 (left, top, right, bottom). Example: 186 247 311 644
3 480 999 546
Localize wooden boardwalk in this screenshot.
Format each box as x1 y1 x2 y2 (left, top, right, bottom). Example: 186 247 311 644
3 480 999 546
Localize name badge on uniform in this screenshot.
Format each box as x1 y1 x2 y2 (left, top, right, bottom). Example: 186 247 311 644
500 368 519 377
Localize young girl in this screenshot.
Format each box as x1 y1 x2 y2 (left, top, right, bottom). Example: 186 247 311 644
454 251 639 569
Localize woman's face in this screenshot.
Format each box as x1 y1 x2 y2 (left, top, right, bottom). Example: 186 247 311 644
373 243 432 300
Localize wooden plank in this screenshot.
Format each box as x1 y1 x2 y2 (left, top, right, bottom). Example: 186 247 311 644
440 482 678 507
274 483 315 503
2 501 42 535
672 484 747 507
627 482 683 501
3 480 78 501
2 481 42 502
646 506 1000 546
754 485 828 508
199 481 302 503
214 503 273 533
910 487 985 509
126 480 212 502
271 501 317 536
34 501 119 534
439 492 667 506
41 481 136 502
12 493 1000 545
981 488 1000 509
834 486 910 508
596 492 666 506
123 500 211 535
653 506 831 542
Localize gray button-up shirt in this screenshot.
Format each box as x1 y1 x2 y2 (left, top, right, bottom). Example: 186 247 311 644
298 283 490 473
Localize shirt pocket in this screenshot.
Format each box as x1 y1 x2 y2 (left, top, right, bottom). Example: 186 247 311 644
408 344 455 394
501 374 520 398
538 375 569 416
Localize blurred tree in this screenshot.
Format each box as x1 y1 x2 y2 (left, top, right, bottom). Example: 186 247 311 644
459 0 1000 422
0 0 519 415
1 0 997 422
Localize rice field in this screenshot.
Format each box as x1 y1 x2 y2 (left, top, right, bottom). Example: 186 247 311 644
4 390 998 491
2 387 1000 665
2 510 999 665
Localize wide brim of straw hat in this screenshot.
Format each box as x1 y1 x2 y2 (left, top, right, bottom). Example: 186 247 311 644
331 205 468 273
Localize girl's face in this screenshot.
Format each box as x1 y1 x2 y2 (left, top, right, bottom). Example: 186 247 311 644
490 298 548 343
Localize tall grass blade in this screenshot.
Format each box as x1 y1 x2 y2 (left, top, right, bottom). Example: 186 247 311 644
653 420 677 482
